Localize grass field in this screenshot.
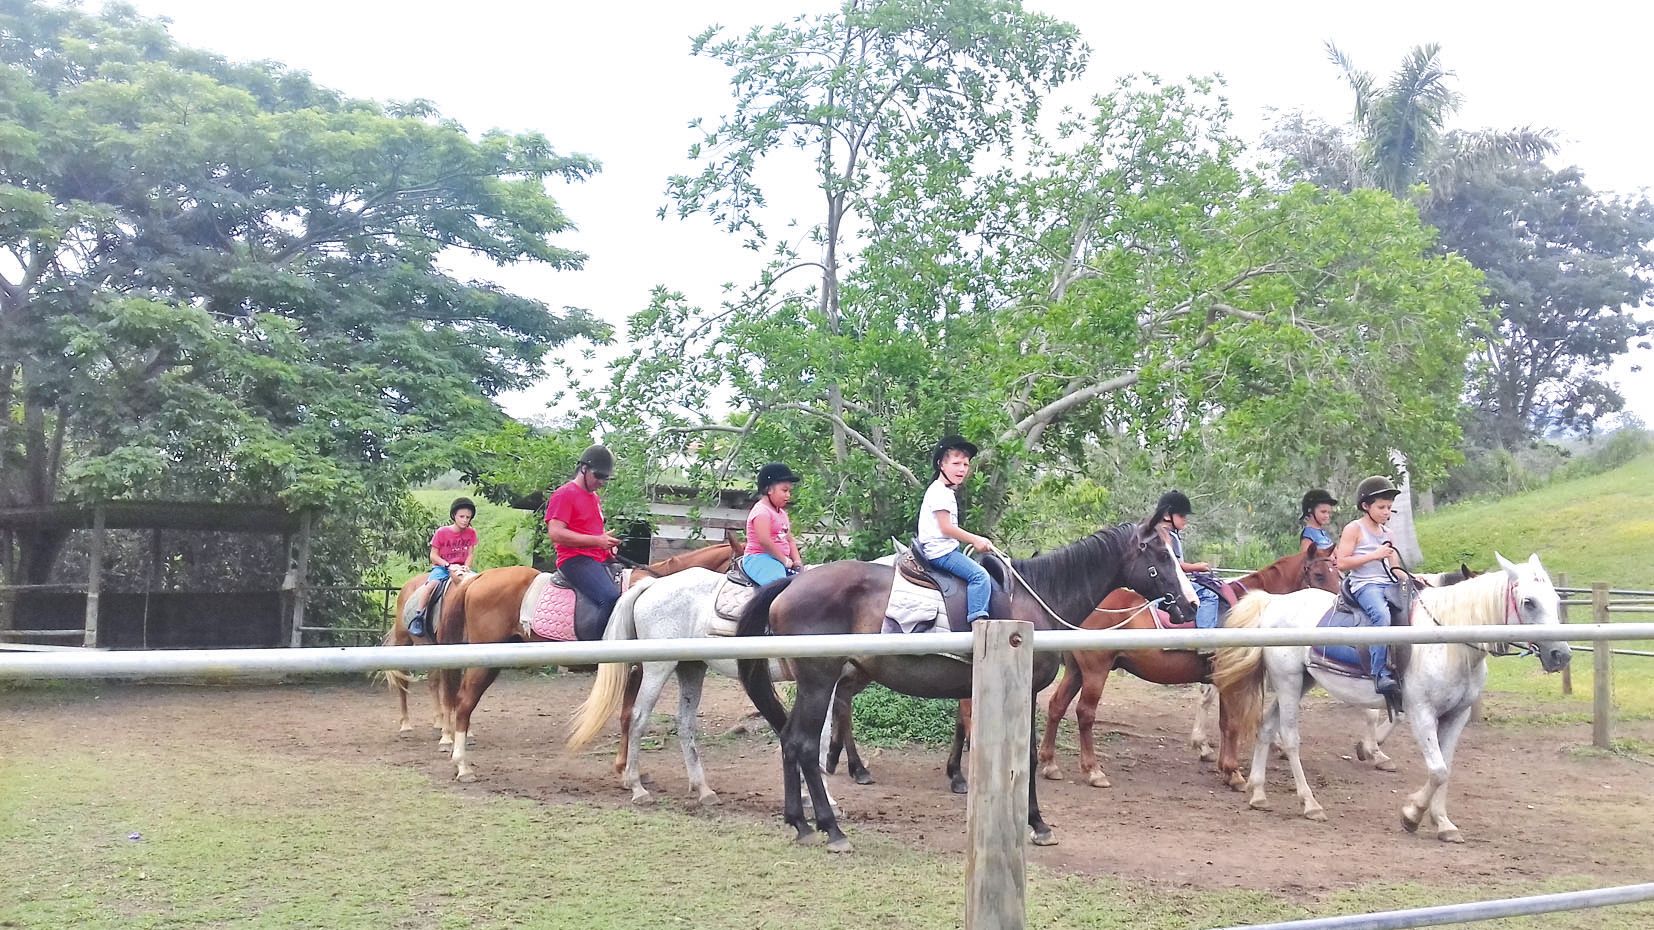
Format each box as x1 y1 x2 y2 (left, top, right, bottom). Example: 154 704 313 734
2 737 1647 930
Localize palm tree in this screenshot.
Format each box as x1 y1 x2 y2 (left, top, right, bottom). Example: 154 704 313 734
1278 43 1555 205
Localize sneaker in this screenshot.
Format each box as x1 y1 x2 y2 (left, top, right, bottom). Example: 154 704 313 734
1374 674 1400 697
407 613 427 638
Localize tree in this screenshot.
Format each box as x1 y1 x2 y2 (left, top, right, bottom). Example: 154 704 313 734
611 68 1487 554
1425 161 1654 446
0 1 605 586
1271 43 1554 205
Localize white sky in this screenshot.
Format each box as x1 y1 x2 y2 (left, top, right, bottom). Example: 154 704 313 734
119 0 1654 425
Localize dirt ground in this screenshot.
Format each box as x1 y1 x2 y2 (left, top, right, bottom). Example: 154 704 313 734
8 670 1652 894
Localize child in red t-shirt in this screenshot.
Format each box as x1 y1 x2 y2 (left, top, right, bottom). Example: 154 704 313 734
409 498 478 634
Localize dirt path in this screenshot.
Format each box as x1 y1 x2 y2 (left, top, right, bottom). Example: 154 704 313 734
7 671 1650 894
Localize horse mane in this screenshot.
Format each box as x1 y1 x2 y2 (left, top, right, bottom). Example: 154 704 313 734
1009 523 1137 623
1416 571 1508 627
1240 550 1299 591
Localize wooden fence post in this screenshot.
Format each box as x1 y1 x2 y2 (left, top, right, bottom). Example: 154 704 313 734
1558 572 1572 696
1593 582 1612 750
965 618 1033 930
82 506 106 649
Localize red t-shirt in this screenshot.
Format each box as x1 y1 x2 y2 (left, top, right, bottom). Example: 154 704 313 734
430 526 478 566
545 480 609 567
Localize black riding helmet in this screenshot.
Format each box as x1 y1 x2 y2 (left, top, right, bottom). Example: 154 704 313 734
756 462 802 491
931 435 979 474
578 444 614 474
1300 488 1338 519
449 497 477 519
1152 490 1193 525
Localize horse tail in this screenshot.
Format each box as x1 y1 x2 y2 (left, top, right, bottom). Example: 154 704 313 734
567 576 656 749
1211 590 1273 742
379 625 414 693
736 576 797 735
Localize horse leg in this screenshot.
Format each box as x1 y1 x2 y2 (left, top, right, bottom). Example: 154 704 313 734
451 666 498 782
1246 696 1280 811
946 703 969 794
827 668 874 785
1357 707 1398 772
1027 700 1055 846
1216 682 1246 790
1424 705 1473 843
394 672 413 735
1074 666 1114 788
612 664 643 777
427 674 444 732
623 660 676 803
1275 688 1325 822
1190 683 1219 762
786 662 852 852
1039 658 1082 781
674 661 718 806
436 669 457 751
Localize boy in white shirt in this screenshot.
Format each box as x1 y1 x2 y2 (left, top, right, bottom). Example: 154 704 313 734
915 435 995 623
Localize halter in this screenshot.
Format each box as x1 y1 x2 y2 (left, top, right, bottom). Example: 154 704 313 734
1412 575 1536 658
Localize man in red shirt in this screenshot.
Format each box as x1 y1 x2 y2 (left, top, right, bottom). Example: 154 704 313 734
546 445 623 636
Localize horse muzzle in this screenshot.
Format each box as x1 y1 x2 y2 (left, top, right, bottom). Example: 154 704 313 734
1536 641 1572 673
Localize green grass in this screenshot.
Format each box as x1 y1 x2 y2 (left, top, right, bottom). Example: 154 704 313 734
1 743 1649 930
1480 652 1654 724
1415 452 1654 588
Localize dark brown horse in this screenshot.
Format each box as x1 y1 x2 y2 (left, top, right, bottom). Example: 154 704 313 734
1038 544 1340 790
735 521 1193 852
433 531 742 781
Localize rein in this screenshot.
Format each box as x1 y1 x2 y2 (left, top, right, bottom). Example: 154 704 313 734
1411 575 1535 658
988 552 1166 632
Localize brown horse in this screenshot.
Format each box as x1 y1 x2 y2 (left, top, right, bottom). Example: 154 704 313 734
735 521 1194 852
434 531 742 782
1037 544 1340 790
384 570 481 736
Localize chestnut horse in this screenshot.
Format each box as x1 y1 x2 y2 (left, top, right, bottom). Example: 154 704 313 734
384 569 481 735
432 531 741 781
1037 544 1340 790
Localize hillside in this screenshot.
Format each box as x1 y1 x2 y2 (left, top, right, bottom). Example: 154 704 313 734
1416 452 1654 588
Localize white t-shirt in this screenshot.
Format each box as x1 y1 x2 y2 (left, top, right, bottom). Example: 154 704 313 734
916 478 961 559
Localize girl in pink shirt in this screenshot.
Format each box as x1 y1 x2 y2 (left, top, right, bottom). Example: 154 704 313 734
743 463 804 586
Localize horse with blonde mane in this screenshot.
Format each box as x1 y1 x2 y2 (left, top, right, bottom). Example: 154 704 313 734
1213 553 1571 841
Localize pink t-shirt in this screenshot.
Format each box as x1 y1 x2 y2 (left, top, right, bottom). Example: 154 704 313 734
744 498 795 561
431 525 478 566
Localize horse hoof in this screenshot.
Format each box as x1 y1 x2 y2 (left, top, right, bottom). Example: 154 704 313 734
631 789 654 805
697 790 720 807
852 770 874 786
795 831 821 847
1086 772 1111 789
1030 829 1057 847
1354 741 1370 762
1039 763 1063 782
1438 829 1464 844
1248 798 1272 812
1198 747 1217 763
1226 773 1247 791
950 777 969 795
1400 808 1422 834
398 725 414 736
456 772 476 784
1305 808 1327 823
824 758 839 775
1376 759 1398 773
826 837 855 854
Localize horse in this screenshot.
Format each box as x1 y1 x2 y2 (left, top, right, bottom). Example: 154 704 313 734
1035 544 1341 790
384 569 479 736
734 521 1195 852
566 566 822 807
1212 553 1571 841
433 531 742 782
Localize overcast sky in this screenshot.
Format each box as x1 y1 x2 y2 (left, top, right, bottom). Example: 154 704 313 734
117 0 1654 425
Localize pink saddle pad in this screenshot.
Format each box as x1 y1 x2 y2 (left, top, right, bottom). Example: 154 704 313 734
531 584 577 642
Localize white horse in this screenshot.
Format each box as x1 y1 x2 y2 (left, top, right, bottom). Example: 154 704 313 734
565 568 838 809
1212 553 1572 841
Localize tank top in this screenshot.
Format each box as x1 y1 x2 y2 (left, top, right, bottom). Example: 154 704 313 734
1348 520 1393 591
744 498 795 560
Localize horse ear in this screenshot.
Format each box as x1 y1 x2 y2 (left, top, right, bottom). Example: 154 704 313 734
1527 553 1543 571
1460 562 1472 577
1495 552 1518 575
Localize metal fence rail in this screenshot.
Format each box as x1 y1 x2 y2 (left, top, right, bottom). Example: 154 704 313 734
1215 882 1654 930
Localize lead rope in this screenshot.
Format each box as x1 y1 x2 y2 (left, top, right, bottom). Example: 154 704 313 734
987 552 1165 632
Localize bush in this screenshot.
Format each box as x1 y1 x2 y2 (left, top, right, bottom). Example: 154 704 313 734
848 684 959 746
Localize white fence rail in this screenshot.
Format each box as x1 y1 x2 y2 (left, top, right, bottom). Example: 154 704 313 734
4 622 1653 930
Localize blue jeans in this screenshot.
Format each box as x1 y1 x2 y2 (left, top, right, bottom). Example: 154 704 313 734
1194 584 1221 629
560 555 620 613
428 565 453 582
930 549 992 621
1353 583 1394 679
744 553 789 586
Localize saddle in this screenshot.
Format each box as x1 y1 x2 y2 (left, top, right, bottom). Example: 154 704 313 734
1191 573 1243 610
1311 577 1417 682
726 555 756 587
889 542 1006 634
404 576 451 639
523 562 628 642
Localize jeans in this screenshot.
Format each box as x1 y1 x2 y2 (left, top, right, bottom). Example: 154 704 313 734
930 549 992 621
428 565 452 582
743 553 789 586
1194 584 1222 630
560 555 620 614
1353 583 1394 680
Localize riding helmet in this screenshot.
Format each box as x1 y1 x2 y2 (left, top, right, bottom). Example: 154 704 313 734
756 462 802 491
1153 490 1193 523
931 435 980 473
1299 488 1338 519
578 445 615 474
1355 475 1402 507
